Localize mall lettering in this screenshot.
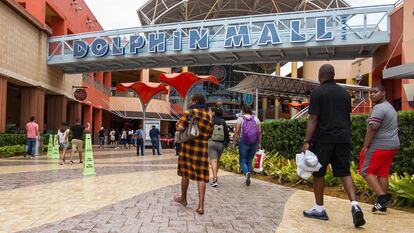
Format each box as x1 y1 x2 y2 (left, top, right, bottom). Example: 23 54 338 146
73 18 333 59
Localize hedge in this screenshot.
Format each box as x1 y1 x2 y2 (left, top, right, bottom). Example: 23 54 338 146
220 149 414 207
0 134 51 147
262 110 414 175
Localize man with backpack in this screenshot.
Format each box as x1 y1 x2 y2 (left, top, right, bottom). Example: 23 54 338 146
233 105 261 186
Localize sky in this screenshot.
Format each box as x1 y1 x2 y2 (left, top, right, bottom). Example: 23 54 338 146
84 0 398 76
84 0 397 30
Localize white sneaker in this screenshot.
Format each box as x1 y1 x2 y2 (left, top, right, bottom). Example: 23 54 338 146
210 181 218 187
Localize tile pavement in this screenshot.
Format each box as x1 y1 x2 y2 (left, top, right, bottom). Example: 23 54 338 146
20 175 294 233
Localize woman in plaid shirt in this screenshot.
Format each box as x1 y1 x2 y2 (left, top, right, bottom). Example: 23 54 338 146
174 94 213 215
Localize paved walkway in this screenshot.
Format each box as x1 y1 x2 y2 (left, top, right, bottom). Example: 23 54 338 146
0 149 413 233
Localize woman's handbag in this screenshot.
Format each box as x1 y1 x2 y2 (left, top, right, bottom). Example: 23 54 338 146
175 113 199 143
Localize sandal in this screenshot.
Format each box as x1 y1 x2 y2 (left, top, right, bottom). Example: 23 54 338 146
173 196 187 207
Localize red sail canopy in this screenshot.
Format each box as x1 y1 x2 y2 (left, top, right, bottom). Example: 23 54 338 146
116 81 168 106
159 72 219 98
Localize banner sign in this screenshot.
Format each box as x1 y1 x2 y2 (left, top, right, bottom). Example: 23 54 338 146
73 18 334 59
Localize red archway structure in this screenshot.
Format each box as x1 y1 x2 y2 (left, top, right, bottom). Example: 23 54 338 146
116 81 168 137
159 72 219 110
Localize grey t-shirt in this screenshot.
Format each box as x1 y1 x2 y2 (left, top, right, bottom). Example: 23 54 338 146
367 101 400 149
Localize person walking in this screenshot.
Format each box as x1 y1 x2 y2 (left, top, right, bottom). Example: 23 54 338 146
208 107 230 187
56 122 70 165
302 64 365 228
360 85 400 214
109 129 116 148
70 119 90 164
149 125 161 155
120 128 128 149
174 94 213 215
135 126 145 156
25 116 39 159
98 127 105 148
127 128 134 149
233 105 261 186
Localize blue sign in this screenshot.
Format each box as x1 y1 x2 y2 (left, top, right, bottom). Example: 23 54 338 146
72 17 334 59
244 94 253 105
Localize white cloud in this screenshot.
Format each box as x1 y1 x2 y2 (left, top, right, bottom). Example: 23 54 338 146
84 0 147 30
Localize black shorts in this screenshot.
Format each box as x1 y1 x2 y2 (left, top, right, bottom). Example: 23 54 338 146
310 143 351 177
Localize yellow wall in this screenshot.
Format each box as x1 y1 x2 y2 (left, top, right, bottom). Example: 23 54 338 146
403 0 414 63
0 1 81 99
303 59 372 84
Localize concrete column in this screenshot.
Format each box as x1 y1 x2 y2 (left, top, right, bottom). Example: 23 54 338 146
262 97 267 121
20 87 45 133
93 108 102 144
96 72 104 84
368 72 373 87
67 101 82 126
0 76 7 133
102 110 111 132
103 72 111 88
46 95 67 132
274 99 280 119
83 104 93 127
291 62 298 78
182 66 189 72
140 69 150 82
275 63 281 76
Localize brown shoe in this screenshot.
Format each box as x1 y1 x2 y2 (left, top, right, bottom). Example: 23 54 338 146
174 196 187 207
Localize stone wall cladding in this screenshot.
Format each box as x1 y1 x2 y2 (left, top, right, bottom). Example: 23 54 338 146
0 1 80 98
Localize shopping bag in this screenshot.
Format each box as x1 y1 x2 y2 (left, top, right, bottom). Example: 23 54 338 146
253 149 265 173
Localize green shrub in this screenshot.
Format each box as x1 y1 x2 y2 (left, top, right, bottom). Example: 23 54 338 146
219 149 240 173
0 134 51 147
389 173 414 207
261 119 306 160
262 110 414 175
0 134 26 147
0 145 26 158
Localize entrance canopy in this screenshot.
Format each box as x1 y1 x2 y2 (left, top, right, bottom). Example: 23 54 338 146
383 62 414 79
47 5 393 74
228 70 371 100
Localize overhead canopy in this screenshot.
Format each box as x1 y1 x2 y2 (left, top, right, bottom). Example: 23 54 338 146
383 62 414 79
138 0 350 26
111 111 180 121
228 70 371 100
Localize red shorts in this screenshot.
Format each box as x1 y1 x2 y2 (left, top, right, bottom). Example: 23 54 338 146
359 148 398 177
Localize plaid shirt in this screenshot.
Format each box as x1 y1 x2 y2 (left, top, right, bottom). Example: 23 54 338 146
177 108 213 182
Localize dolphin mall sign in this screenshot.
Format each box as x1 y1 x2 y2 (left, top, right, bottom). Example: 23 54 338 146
73 17 336 58
47 4 394 73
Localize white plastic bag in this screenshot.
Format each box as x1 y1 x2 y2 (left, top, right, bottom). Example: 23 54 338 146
295 150 322 179
254 149 265 173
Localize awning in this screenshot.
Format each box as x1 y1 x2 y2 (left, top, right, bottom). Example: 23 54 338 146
110 111 180 121
228 70 371 100
383 62 414 79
